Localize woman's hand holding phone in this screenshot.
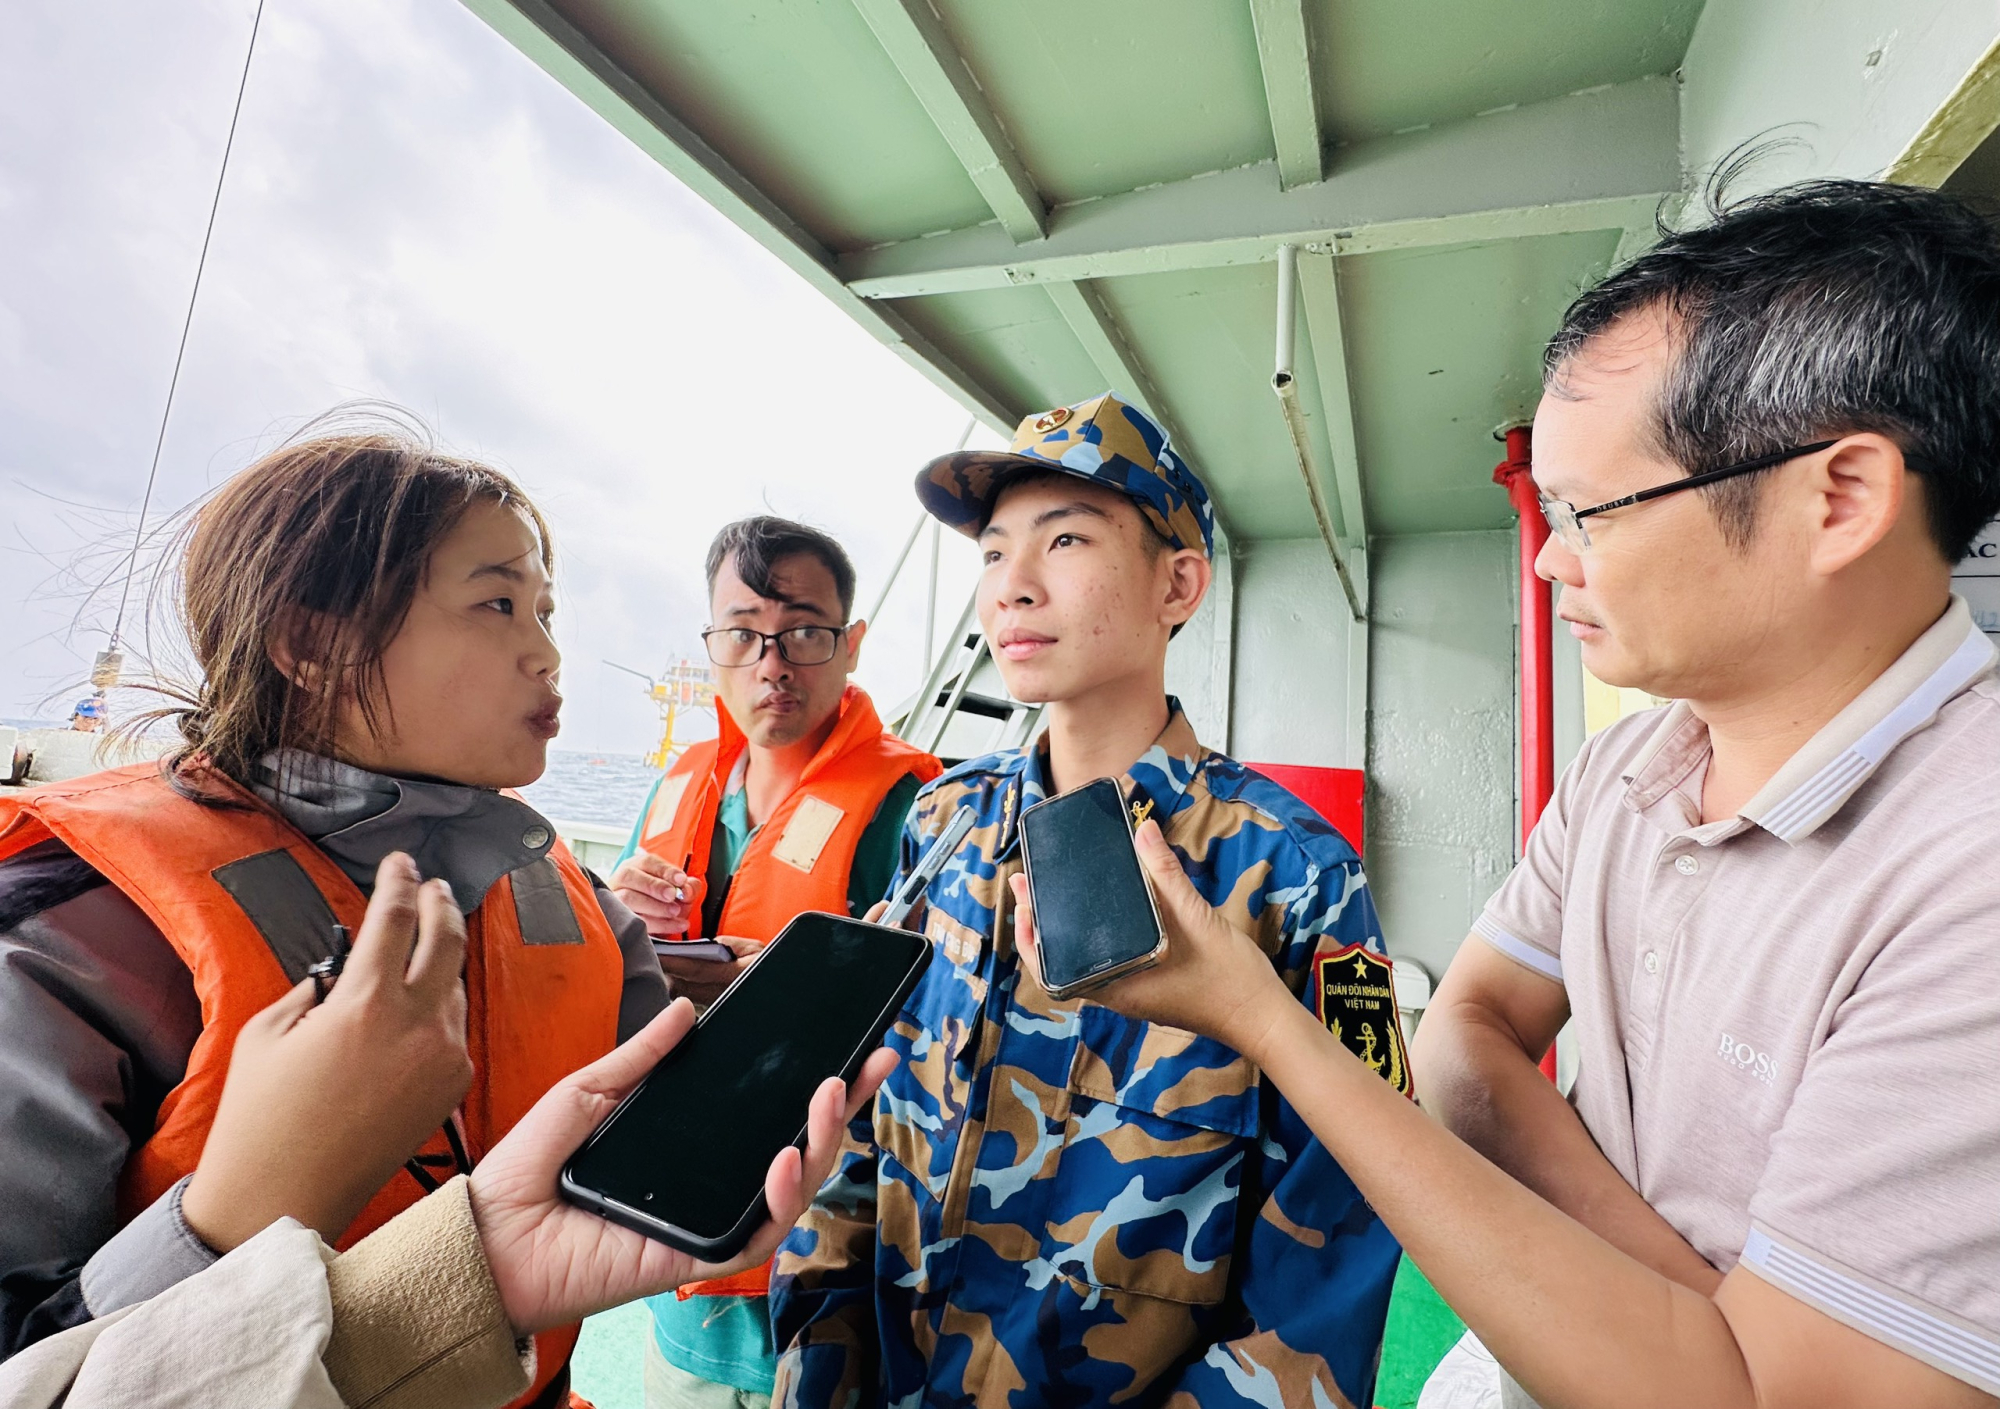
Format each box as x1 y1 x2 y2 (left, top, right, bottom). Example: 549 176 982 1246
181 854 890 1339
181 852 473 1252
1012 819 1290 1061
469 999 896 1336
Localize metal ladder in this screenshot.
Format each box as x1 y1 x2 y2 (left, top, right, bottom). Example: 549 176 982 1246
892 591 1043 764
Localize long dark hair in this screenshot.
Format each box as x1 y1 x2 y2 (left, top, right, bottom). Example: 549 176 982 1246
139 411 551 795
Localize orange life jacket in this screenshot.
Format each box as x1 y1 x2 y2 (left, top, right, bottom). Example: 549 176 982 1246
637 684 940 944
637 684 938 1297
0 763 625 1409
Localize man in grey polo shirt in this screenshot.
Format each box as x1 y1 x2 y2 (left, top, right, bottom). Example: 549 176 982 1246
1414 178 2000 1404
1046 177 2000 1409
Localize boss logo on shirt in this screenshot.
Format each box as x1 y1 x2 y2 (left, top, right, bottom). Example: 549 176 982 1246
1716 1032 1777 1084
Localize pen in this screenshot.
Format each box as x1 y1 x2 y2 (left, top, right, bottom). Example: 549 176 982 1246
307 923 350 1004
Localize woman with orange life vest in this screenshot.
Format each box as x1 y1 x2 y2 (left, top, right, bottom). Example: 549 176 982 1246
0 413 670 1408
0 860 892 1409
607 517 939 1409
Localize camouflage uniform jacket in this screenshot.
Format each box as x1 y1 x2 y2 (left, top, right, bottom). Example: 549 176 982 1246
771 703 1402 1409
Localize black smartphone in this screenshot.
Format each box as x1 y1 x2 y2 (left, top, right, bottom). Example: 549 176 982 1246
1018 777 1166 1000
559 911 931 1260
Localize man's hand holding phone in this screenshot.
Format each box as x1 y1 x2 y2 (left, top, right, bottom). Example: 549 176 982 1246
1012 818 1290 1061
470 998 894 1335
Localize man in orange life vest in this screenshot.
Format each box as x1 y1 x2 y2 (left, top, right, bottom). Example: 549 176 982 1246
609 515 940 1409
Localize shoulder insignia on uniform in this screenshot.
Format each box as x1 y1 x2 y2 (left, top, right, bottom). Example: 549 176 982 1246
1313 944 1413 1098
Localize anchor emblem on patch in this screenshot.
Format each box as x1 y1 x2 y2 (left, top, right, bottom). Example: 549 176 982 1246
1313 943 1414 1098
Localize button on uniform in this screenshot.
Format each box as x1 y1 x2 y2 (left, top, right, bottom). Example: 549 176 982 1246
522 825 551 850
1644 951 1661 975
1675 854 1699 876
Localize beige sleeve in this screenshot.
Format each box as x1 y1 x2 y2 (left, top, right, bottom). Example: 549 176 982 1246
0 1222 342 1409
1741 891 2000 1396
0 1307 134 1409
324 1176 532 1409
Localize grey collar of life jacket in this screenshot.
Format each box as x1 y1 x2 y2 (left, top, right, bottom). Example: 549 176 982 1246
253 749 560 916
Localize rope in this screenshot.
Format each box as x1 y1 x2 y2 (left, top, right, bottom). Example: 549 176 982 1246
109 0 267 650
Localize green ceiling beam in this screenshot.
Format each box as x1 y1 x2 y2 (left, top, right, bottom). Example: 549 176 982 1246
1295 250 1365 548
842 75 1679 299
1611 188 1686 268
1247 0 1324 189
1042 279 1234 546
459 0 1018 431
849 0 1047 241
1042 281 1167 423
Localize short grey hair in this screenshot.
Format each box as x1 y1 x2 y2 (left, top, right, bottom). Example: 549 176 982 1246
1546 171 2000 559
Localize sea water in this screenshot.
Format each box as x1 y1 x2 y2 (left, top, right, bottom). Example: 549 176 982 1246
518 748 661 831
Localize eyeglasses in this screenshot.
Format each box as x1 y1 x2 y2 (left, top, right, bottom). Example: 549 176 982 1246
1538 440 1838 552
701 624 849 668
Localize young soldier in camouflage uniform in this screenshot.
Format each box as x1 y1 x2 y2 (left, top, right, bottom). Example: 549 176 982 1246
770 393 1405 1408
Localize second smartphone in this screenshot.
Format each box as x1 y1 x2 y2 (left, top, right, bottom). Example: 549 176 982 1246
559 911 931 1260
1018 776 1166 1000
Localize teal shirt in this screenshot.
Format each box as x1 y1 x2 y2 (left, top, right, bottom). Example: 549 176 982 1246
627 768 920 1393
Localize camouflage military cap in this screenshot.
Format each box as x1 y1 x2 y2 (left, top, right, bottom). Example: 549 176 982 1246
917 392 1215 557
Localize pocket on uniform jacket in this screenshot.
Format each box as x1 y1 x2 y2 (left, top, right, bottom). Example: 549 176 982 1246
1036 1004 1260 1306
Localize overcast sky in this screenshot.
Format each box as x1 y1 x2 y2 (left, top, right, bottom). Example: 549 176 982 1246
0 0 996 754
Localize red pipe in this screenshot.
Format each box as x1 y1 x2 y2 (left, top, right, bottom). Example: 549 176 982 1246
1492 426 1559 1081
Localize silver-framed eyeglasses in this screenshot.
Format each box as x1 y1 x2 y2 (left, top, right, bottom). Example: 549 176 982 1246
1538 439 1837 552
701 624 849 668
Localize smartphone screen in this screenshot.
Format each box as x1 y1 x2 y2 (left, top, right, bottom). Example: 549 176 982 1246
1020 778 1163 995
563 912 929 1252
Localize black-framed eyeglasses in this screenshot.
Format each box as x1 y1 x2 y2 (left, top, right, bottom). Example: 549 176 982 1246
1538 440 1838 552
701 624 849 668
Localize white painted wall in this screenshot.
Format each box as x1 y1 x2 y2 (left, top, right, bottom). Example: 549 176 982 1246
1163 532 1236 750
1180 529 1525 987
1681 0 1997 188
1224 537 1365 768
1363 530 1519 985
1552 588 1587 779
